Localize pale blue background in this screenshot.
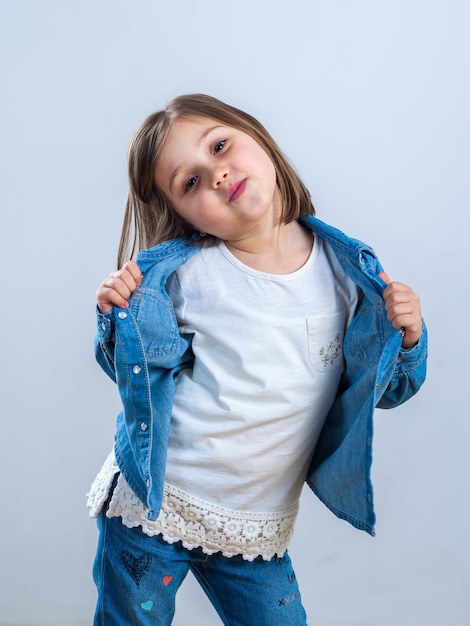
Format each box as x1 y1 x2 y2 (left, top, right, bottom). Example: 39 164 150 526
1 1 469 624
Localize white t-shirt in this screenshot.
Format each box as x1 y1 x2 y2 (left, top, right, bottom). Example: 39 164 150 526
87 236 359 560
165 237 358 511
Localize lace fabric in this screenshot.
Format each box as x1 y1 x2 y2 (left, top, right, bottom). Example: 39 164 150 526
87 452 298 562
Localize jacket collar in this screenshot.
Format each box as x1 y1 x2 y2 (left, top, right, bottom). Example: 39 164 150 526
135 216 388 303
300 215 388 302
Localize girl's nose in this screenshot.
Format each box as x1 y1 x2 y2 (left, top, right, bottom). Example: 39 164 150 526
212 165 229 189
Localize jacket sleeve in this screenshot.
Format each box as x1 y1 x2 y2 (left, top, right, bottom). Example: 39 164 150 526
94 308 117 383
377 322 428 409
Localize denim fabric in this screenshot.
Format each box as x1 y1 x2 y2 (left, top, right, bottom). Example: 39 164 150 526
93 510 308 626
94 216 427 534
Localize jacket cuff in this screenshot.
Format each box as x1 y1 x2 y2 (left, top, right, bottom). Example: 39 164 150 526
96 307 114 341
397 321 427 364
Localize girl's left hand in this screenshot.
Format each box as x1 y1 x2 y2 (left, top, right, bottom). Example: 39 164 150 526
378 272 423 349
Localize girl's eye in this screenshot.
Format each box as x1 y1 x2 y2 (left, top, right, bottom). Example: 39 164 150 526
185 176 198 191
214 140 225 154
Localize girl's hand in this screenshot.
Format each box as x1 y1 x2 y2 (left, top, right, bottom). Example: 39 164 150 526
378 272 423 349
96 260 142 314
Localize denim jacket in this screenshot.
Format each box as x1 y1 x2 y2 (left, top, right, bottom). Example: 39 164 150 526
95 216 427 536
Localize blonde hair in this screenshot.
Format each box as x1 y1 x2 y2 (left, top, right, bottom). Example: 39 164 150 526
118 94 315 268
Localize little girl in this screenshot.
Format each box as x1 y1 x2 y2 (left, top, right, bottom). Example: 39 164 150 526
88 94 427 625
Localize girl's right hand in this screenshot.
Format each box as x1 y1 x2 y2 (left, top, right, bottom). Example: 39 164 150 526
96 260 143 314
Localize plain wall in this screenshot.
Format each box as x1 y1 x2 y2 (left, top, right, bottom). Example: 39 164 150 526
1 1 469 624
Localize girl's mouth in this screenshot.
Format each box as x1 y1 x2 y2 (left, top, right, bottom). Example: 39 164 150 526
229 179 247 202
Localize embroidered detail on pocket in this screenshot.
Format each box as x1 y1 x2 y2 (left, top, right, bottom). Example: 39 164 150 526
121 550 152 588
307 312 345 372
319 333 342 368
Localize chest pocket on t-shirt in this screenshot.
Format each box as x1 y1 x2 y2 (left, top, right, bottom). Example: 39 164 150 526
306 312 345 372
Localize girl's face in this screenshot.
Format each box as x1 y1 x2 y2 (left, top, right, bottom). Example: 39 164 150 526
154 116 281 243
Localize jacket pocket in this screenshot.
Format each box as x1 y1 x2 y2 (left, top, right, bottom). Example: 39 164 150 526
131 287 179 358
307 312 345 372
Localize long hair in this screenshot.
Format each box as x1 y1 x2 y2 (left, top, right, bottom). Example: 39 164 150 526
118 94 315 268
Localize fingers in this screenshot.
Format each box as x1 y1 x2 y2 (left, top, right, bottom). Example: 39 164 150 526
378 271 390 285
381 280 422 348
97 260 143 314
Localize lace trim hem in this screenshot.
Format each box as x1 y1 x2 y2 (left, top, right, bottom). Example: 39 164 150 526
86 451 117 518
87 453 298 562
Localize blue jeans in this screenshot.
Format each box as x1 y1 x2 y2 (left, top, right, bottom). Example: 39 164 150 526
93 510 308 625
